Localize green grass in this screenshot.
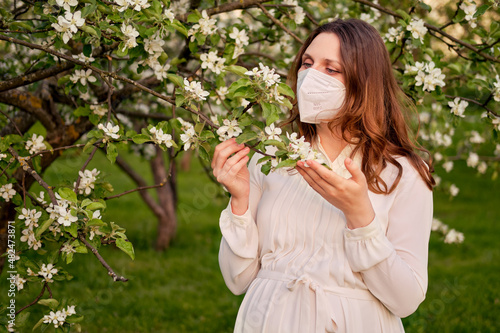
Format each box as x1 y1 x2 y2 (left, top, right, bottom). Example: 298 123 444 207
1 149 499 332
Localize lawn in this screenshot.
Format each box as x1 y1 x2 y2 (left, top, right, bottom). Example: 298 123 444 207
1 147 499 332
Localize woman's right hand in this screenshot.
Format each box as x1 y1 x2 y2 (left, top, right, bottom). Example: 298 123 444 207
211 138 251 215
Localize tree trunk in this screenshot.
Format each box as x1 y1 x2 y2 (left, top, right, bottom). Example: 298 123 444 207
151 146 177 251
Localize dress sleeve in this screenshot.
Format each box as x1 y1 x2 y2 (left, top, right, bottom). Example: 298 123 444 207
343 160 433 318
218 153 263 295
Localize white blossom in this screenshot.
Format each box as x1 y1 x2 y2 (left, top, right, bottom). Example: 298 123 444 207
449 184 459 197
0 183 16 202
61 243 77 254
39 263 58 280
444 229 465 244
411 61 446 92
164 8 175 22
419 111 431 123
97 122 120 140
442 161 454 172
434 152 443 162
466 152 479 168
460 1 477 28
70 69 97 86
215 86 228 105
477 161 487 174
114 0 129 12
18 208 42 229
200 51 226 74
493 75 500 102
469 130 485 144
385 26 403 43
128 0 150 11
183 78 210 101
144 33 165 56
65 305 76 316
265 123 282 141
153 63 171 81
73 168 100 195
188 10 218 41
448 97 468 118
43 310 66 328
180 126 197 151
228 27 249 47
121 24 139 51
407 18 428 43
25 134 47 154
64 11 85 33
57 206 78 226
15 274 26 290
73 53 95 64
0 153 7 161
216 119 243 141
149 127 174 147
245 63 281 87
55 0 78 12
90 105 108 116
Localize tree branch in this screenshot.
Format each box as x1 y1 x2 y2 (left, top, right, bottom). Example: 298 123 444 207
7 147 58 206
256 3 304 44
351 0 500 63
78 234 128 282
177 0 271 22
15 282 48 315
445 94 499 117
104 182 166 200
0 63 74 93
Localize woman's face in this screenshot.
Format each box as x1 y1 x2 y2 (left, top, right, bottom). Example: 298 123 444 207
298 32 345 85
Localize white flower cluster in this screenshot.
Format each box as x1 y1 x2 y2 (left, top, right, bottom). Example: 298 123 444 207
61 242 77 254
286 132 325 163
431 218 465 244
245 63 281 88
448 97 468 118
51 11 85 43
90 104 107 116
19 208 43 250
25 134 47 155
88 210 105 240
14 274 26 290
359 0 381 25
385 26 404 43
164 8 175 22
0 183 16 202
98 122 120 141
406 18 428 43
0 153 7 161
46 192 78 228
405 61 445 92
38 263 58 283
69 69 96 86
283 0 306 25
73 168 100 195
56 0 77 11
493 75 500 102
200 51 226 74
42 305 76 329
216 119 243 141
228 27 250 59
183 78 210 101
121 24 140 52
469 130 485 144
459 1 477 28
449 184 460 197
115 0 150 12
149 127 174 147
144 32 165 57
215 86 228 105
178 118 197 151
73 53 95 64
188 10 218 42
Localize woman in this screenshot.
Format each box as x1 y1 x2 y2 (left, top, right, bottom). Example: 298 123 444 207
211 18 434 332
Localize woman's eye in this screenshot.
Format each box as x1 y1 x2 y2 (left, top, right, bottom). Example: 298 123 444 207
326 68 339 74
302 62 312 68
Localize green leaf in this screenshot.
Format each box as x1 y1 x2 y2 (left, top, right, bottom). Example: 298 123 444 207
80 198 93 207
87 201 106 211
417 1 431 12
87 219 106 227
260 162 271 175
257 156 272 165
15 310 30 327
277 83 295 98
38 298 59 310
474 4 489 18
65 315 84 324
65 252 74 264
395 9 411 22
261 102 280 126
106 142 118 164
65 223 78 238
263 139 286 150
80 25 100 38
167 73 184 87
32 317 44 331
74 106 90 117
132 134 151 144
58 187 77 204
276 158 297 169
116 238 135 260
81 4 97 18
225 65 248 77
235 132 258 144
35 219 54 240
187 11 202 23
171 20 188 37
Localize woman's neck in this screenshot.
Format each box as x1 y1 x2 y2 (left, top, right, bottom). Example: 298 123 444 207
315 123 349 162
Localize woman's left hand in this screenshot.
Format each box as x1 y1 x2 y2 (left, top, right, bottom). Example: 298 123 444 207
296 158 375 229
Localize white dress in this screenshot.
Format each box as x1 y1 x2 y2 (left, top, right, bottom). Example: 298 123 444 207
218 140 433 333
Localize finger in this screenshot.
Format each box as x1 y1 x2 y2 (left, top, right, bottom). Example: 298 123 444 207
304 159 345 187
226 154 249 179
296 163 327 196
213 141 246 173
221 147 250 174
344 158 366 184
212 138 239 168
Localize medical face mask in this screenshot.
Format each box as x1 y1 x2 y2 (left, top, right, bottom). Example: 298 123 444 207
296 68 346 124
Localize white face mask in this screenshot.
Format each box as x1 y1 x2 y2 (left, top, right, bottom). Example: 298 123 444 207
296 68 346 124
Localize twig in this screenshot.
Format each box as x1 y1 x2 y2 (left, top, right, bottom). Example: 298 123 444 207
444 94 499 117
73 145 99 194
8 147 57 206
15 282 47 315
104 182 167 200
78 234 128 282
256 3 304 44
0 109 23 136
351 0 500 64
439 0 463 30
177 0 272 22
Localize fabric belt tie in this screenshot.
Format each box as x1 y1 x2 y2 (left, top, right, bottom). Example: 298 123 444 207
257 269 377 333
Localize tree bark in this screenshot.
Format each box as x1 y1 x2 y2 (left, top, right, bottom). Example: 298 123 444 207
151 146 177 251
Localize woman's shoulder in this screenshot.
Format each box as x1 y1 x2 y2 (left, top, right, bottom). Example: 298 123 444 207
380 155 429 191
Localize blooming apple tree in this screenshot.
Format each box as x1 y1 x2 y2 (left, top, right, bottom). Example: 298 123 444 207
1 0 499 330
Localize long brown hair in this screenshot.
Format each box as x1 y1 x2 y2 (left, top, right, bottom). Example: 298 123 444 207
285 18 435 193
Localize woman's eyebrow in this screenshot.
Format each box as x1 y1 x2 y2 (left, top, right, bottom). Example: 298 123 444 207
302 53 341 66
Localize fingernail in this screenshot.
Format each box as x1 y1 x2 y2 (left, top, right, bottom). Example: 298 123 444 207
345 158 352 164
